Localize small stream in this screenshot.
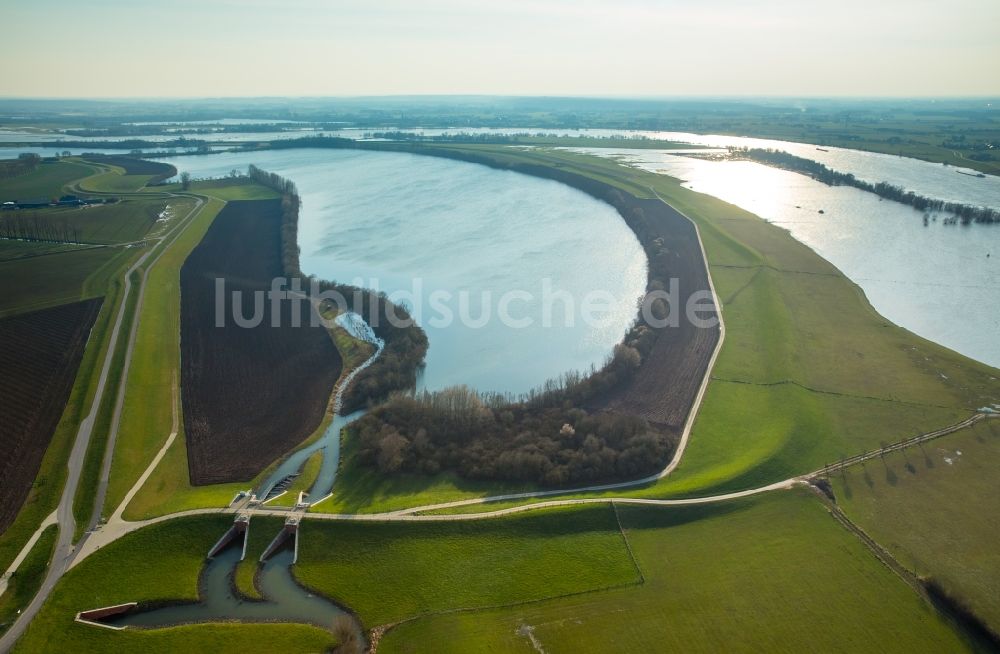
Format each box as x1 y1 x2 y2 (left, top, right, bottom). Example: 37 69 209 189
86 312 383 640
100 539 364 643
257 311 384 503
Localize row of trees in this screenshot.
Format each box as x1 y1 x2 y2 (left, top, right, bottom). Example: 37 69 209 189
734 148 999 224
0 153 41 181
0 213 82 243
354 387 671 486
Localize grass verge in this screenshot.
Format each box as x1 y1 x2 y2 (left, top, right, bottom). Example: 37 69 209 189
380 490 969 653
831 418 1000 635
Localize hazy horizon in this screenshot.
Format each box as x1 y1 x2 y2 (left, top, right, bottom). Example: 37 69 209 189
2 0 998 99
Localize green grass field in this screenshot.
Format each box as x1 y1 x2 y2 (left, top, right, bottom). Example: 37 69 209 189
295 505 641 628
5 199 174 244
0 241 92 261
71 269 141 540
832 417 1000 634
379 491 969 653
76 171 157 194
0 161 93 201
11 516 334 653
0 526 55 636
155 179 282 201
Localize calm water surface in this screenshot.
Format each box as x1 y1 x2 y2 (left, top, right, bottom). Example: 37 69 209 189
156 148 647 395
575 147 1000 368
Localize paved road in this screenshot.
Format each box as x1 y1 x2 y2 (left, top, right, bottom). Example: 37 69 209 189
0 194 205 653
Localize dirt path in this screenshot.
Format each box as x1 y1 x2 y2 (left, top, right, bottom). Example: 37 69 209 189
86 194 203 531
70 412 994 567
0 511 56 599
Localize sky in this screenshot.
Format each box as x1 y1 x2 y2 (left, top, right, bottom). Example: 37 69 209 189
1 0 998 98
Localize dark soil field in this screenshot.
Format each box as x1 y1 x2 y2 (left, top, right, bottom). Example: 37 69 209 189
180 199 342 484
595 196 718 430
0 298 102 532
83 156 177 184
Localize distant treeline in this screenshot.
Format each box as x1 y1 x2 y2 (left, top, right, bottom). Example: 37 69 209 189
248 164 429 412
0 213 82 243
0 153 41 180
733 147 999 225
62 124 336 138
361 130 672 145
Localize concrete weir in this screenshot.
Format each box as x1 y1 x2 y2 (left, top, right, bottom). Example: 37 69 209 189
75 602 137 630
208 512 250 560
260 516 300 564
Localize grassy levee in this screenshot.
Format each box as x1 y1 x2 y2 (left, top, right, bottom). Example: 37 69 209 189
70 269 141 540
0 525 56 636
71 197 198 536
155 179 283 201
76 170 157 194
831 417 1000 635
323 143 998 515
102 195 232 520
378 490 968 653
0 245 133 318
0 160 94 202
294 505 641 629
10 516 334 653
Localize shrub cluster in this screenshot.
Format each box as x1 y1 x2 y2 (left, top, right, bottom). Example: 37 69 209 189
354 386 670 486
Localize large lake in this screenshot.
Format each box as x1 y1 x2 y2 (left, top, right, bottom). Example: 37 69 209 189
155 149 647 395
8 123 995 369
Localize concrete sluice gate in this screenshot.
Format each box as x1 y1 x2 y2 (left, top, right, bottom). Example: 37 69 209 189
261 518 300 563
75 517 364 646
207 512 250 559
